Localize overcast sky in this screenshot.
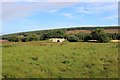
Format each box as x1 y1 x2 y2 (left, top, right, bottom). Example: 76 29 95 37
0 0 119 34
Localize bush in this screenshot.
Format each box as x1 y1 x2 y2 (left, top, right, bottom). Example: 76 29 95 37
67 35 79 42
94 29 110 43
46 30 65 38
26 34 40 41
40 33 47 40
84 28 111 43
21 37 29 42
107 33 120 40
75 33 87 40
97 34 111 43
7 35 18 42
84 35 92 42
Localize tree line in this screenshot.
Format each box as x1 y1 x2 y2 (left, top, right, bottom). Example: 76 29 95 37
2 28 120 43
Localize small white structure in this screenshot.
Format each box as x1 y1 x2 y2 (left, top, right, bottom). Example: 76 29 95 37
88 40 97 42
49 38 65 42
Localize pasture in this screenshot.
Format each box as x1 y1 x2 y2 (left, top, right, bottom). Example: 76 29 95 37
2 41 119 78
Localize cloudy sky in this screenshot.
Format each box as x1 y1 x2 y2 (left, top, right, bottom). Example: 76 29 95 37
1 0 119 34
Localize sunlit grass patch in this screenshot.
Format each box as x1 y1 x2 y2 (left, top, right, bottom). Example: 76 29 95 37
2 41 119 78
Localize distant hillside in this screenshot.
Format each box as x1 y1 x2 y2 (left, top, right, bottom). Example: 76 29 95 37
3 26 120 36
1 26 120 42
66 28 120 34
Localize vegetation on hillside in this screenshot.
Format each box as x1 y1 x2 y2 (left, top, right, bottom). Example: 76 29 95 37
67 35 79 42
1 26 120 43
1 26 119 78
84 28 111 43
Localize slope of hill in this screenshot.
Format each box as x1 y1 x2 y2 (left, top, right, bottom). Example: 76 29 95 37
66 28 120 34
1 26 120 42
2 26 120 36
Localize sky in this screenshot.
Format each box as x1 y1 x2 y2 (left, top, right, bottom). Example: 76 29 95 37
0 0 119 34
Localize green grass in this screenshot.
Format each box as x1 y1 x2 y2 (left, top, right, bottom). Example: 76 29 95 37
2 41 119 78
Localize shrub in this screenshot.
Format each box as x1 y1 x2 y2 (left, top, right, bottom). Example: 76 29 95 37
46 30 65 38
84 35 92 42
7 35 18 42
67 35 79 42
94 29 110 43
21 37 29 42
97 34 111 43
40 33 47 40
75 33 87 40
83 28 111 43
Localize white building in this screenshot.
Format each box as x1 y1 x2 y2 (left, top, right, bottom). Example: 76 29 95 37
49 38 65 42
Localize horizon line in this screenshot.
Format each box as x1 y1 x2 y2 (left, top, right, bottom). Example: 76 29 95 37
1 25 119 35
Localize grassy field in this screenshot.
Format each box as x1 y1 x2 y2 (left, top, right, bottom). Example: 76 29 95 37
2 41 119 78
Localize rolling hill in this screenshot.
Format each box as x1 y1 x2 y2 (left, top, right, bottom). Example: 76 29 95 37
1 26 120 42
2 26 120 36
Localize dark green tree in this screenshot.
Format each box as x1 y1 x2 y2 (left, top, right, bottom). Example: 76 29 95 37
67 35 79 42
91 28 110 43
84 35 92 42
46 30 65 38
40 33 47 40
98 34 111 43
7 35 18 42
84 28 110 43
75 33 87 40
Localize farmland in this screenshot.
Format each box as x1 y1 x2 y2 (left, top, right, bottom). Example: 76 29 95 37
2 41 119 78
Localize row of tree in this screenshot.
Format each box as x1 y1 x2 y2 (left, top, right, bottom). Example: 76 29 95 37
2 28 120 43
2 30 66 42
67 28 120 43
